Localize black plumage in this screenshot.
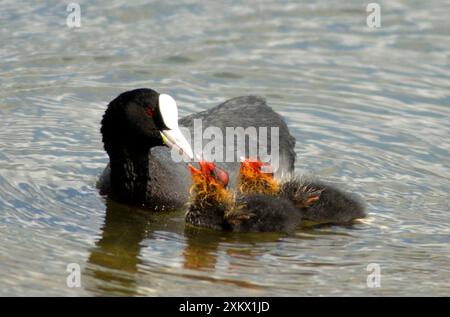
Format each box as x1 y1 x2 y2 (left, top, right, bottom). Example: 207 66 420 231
279 178 366 224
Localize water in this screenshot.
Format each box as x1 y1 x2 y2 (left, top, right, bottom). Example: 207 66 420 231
1 0 449 296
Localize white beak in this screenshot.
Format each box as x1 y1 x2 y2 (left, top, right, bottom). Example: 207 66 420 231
158 93 194 160
161 128 194 160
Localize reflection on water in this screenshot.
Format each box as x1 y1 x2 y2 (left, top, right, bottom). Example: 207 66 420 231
85 199 285 296
86 200 148 296
1 0 450 296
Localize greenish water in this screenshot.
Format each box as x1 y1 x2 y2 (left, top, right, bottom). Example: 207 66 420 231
1 0 449 296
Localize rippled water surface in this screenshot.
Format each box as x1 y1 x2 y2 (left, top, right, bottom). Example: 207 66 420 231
1 0 450 296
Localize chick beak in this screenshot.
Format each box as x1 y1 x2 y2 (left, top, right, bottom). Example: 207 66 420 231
188 163 202 175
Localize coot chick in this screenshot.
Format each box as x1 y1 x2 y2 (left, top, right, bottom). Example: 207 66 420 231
99 89 297 210
239 158 366 225
186 161 303 233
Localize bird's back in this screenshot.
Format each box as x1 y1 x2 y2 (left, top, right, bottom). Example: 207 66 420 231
179 96 296 186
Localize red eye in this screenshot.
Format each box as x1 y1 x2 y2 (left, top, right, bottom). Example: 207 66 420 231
146 107 155 117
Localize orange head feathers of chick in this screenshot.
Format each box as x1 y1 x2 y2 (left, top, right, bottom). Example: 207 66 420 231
239 157 279 195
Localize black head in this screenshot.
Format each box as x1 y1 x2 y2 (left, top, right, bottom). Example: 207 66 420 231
101 88 193 158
